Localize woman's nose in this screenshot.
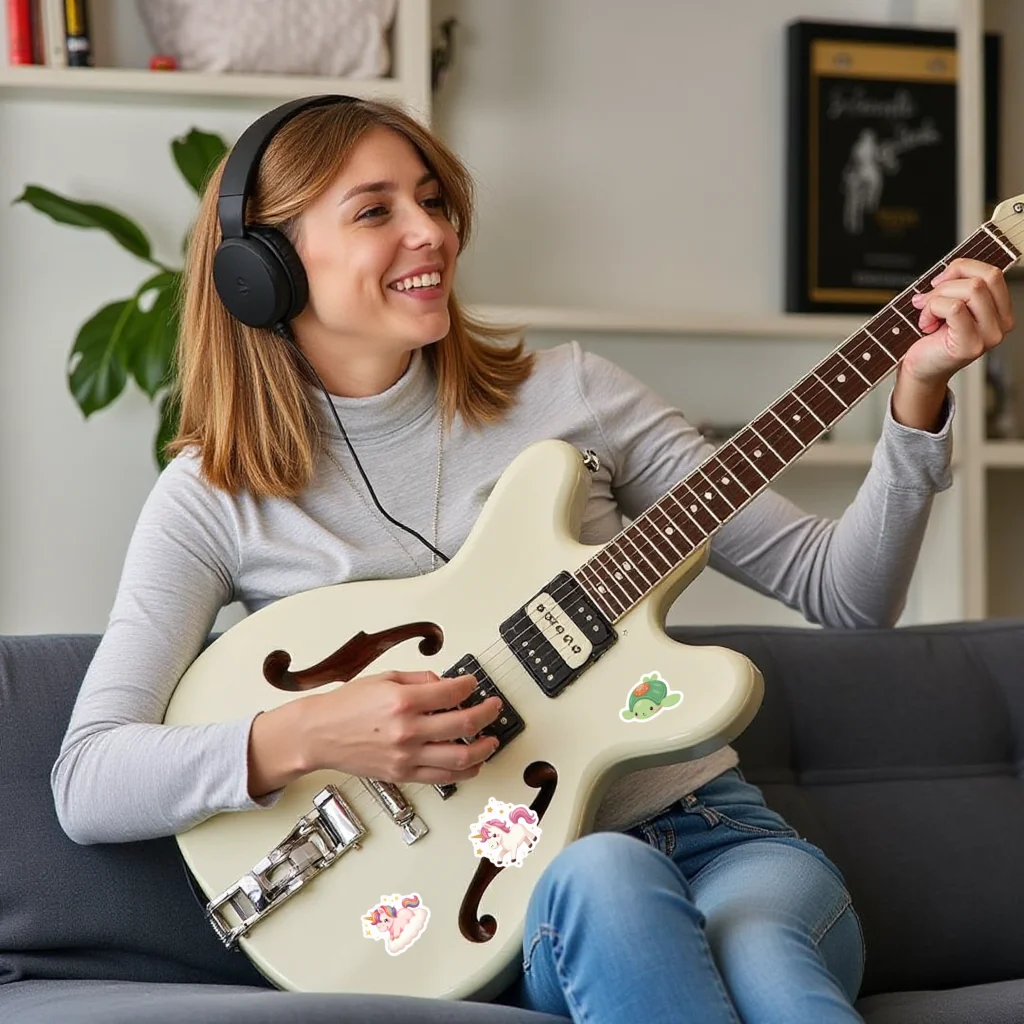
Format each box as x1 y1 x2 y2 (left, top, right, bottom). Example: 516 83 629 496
404 205 445 249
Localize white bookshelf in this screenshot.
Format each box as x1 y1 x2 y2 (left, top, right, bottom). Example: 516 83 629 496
0 0 431 116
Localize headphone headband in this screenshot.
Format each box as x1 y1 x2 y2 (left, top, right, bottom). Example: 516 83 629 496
217 94 359 239
212 94 359 330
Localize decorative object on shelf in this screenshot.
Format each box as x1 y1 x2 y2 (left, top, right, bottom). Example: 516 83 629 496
13 128 228 468
431 16 456 92
785 21 1000 314
135 0 396 78
986 347 1018 440
149 54 178 72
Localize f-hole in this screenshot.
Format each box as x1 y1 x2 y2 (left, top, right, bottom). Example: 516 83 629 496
458 761 558 943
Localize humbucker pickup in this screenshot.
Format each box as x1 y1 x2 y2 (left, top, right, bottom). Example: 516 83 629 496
499 570 617 697
442 654 525 752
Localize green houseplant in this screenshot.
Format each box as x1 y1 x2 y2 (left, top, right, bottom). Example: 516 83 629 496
13 128 228 468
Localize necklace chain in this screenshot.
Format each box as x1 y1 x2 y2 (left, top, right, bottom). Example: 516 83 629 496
323 416 445 573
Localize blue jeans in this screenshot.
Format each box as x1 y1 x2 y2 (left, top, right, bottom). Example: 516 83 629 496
506 768 865 1023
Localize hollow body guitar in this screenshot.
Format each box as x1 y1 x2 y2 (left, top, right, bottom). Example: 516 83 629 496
164 197 1024 1000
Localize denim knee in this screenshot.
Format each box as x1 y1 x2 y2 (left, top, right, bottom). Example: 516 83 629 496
530 831 691 922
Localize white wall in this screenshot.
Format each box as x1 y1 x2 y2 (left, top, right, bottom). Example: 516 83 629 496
0 0 959 634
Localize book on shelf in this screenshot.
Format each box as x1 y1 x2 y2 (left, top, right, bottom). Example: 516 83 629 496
5 0 87 67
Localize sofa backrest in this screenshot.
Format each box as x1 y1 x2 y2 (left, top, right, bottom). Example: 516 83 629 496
669 621 1024 997
3 623 1024 997
0 634 268 987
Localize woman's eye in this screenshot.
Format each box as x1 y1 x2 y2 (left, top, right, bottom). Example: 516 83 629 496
357 204 388 221
422 195 447 212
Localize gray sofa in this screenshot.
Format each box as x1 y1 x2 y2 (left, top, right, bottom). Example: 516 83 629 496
2 621 1024 1023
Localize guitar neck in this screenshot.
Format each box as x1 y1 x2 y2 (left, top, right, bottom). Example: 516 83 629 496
576 221 1021 623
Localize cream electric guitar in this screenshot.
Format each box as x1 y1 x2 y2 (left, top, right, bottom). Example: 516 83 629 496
165 197 1024 1001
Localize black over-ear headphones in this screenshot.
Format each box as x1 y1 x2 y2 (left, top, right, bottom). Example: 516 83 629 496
213 94 359 330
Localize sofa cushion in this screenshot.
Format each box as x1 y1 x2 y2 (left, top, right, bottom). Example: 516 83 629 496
0 980 566 1024
856 978 1024 1024
0 635 268 987
669 621 1024 999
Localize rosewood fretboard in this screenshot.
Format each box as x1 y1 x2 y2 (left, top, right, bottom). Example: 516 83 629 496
574 223 1020 622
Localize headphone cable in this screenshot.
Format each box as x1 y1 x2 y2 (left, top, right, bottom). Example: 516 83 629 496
273 322 451 566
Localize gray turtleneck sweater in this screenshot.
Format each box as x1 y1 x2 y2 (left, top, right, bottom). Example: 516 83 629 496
51 341 953 844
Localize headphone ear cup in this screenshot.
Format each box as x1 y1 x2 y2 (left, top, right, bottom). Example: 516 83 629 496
212 225 308 329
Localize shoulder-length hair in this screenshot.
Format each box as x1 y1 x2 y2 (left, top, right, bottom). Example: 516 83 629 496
167 98 533 497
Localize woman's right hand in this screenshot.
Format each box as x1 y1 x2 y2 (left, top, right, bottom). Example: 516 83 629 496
306 670 502 783
247 670 502 797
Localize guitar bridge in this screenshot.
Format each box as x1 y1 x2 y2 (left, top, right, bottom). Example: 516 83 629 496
205 784 365 948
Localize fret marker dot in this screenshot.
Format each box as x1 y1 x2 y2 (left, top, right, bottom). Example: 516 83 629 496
793 413 801 422
704 491 713 500
754 449 762 458
721 476 730 485
666 527 675 535
598 585 606 593
614 572 622 580
690 504 698 512
892 327 900 334
836 374 845 383
621 561 632 571
862 352 871 361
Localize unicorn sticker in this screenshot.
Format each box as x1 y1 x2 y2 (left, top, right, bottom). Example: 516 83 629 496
469 798 542 869
361 892 430 956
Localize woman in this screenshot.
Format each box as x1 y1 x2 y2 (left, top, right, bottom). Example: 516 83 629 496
51 96 1013 1023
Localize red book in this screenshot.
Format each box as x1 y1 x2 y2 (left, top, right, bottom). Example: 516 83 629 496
7 0 34 63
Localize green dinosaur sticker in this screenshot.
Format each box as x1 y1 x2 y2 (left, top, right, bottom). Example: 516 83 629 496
620 672 682 722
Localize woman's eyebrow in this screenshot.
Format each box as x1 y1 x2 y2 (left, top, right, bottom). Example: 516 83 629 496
338 171 437 205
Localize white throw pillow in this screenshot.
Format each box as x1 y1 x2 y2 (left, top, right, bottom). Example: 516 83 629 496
135 0 397 77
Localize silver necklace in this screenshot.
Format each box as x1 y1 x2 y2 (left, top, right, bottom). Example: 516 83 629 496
323 415 445 572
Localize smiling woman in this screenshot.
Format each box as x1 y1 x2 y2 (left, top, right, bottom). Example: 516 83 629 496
50 93 1014 1024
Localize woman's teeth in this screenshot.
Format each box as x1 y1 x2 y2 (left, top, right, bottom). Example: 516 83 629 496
393 271 442 291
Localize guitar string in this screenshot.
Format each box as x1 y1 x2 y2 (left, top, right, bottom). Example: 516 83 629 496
318 225 1021 825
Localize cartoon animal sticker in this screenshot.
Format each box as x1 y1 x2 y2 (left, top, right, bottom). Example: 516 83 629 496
362 893 430 956
620 672 682 722
469 798 542 868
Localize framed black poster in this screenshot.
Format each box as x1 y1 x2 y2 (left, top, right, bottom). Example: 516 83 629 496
785 21 999 314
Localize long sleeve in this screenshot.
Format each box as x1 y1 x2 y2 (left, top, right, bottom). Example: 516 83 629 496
50 457 271 845
572 343 953 629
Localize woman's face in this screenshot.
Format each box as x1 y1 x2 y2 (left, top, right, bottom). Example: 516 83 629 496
293 126 459 360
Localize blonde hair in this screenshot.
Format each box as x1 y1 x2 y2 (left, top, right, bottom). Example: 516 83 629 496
168 98 533 498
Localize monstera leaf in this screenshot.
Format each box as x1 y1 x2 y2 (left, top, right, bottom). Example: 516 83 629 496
14 127 227 468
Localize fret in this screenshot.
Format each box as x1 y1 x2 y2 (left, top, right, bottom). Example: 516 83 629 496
838 331 896 386
575 566 618 620
690 468 736 518
702 455 753 500
585 550 631 609
706 448 760 496
792 376 844 425
645 506 690 558
771 393 821 446
730 428 776 480
983 224 1018 263
621 524 671 576
752 411 802 463
744 425 786 472
633 516 679 570
651 501 702 548
988 223 1022 268
597 543 645 604
835 348 872 387
816 352 866 407
670 484 720 534
791 390 828 429
767 408 804 445
614 534 658 584
863 327 897 362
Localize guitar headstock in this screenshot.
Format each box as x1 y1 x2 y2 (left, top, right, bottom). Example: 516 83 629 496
990 194 1024 267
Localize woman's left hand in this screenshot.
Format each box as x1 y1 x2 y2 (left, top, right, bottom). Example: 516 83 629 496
903 257 1015 386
